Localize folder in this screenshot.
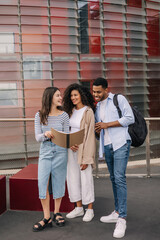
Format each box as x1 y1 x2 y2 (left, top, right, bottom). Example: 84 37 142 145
51 128 85 148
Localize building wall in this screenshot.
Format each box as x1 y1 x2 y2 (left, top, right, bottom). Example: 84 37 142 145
0 0 160 166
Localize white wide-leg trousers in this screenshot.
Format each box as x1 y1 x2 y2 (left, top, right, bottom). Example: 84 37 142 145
67 149 95 205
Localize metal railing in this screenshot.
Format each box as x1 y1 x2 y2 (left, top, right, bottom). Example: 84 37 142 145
145 118 160 177
0 118 34 167
0 117 160 177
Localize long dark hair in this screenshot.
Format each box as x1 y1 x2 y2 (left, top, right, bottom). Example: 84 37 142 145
39 87 61 125
63 83 95 117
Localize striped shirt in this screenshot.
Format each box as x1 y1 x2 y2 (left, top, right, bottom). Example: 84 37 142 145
35 111 69 142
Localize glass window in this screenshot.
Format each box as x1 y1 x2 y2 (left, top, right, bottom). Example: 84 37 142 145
21 25 49 34
146 9 160 58
21 16 49 26
0 32 14 54
51 26 77 35
22 34 49 44
20 0 47 7
23 56 51 80
50 1 76 9
103 4 125 13
127 0 142 8
0 83 18 106
52 44 78 54
80 61 103 80
0 16 18 25
51 35 78 45
20 7 48 16
51 17 77 27
50 8 76 18
0 5 18 15
78 0 100 54
0 0 18 5
22 43 50 53
78 1 89 54
23 60 42 80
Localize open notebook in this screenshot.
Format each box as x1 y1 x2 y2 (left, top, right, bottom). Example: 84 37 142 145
51 128 85 148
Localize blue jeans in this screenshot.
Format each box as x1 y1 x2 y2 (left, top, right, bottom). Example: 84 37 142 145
104 140 131 218
38 141 67 199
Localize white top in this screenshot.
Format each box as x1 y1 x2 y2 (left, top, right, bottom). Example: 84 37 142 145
100 98 112 146
69 106 87 133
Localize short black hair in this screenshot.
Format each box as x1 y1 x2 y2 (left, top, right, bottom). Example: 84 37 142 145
93 77 108 89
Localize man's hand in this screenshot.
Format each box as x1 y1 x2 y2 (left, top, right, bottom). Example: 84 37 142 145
95 122 108 132
80 164 88 171
70 144 79 152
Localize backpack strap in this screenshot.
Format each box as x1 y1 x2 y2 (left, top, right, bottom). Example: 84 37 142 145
113 94 122 118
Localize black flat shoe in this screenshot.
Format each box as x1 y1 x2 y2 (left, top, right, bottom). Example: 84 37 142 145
33 217 52 232
53 213 65 227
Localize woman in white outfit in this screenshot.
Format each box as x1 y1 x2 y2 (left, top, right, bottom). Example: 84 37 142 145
63 83 96 222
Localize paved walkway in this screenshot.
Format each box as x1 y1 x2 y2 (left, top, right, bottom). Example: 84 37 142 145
0 176 160 240
94 158 160 177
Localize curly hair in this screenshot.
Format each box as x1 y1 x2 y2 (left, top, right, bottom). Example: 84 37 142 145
63 83 95 117
39 87 62 125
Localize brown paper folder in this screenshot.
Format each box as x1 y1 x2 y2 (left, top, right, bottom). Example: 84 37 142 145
51 128 85 148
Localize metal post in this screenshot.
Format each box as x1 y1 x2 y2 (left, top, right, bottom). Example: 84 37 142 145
75 0 81 84
48 0 54 87
99 0 106 79
146 120 151 177
18 0 28 166
95 139 99 178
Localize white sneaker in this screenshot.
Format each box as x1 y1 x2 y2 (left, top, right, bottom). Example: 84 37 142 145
113 218 126 238
100 210 119 223
83 209 94 222
66 207 84 219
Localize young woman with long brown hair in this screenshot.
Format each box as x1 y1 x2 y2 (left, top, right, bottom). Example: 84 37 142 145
33 87 69 231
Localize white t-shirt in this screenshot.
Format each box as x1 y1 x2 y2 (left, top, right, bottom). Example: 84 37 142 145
69 106 87 133
100 98 112 146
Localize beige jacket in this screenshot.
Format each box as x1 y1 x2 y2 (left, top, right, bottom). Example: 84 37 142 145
77 107 96 167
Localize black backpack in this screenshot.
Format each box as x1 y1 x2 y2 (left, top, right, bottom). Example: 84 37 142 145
113 94 148 147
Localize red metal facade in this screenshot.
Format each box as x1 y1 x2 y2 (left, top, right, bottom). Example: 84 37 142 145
0 0 159 164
